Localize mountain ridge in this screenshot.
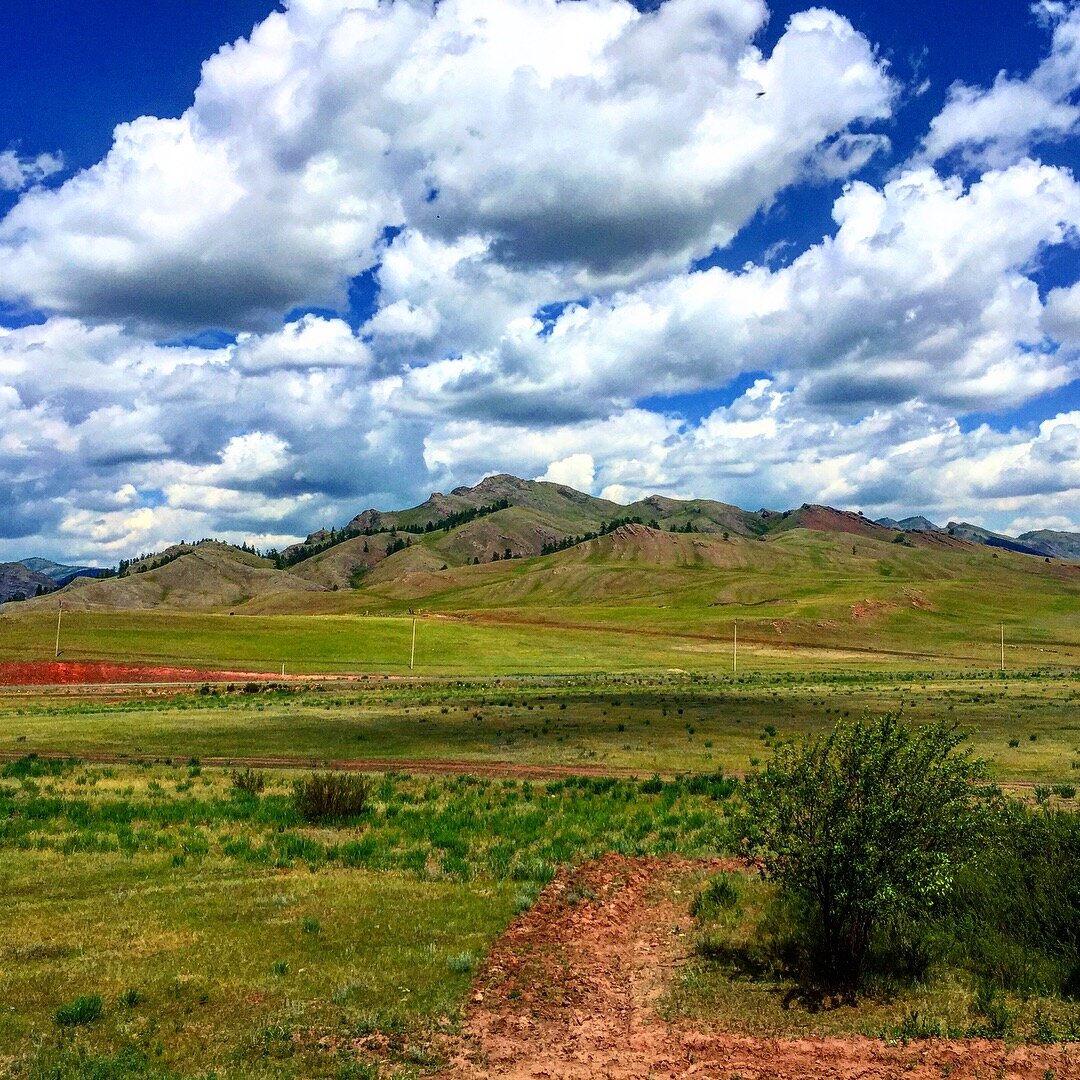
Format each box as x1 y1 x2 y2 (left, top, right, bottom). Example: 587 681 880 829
4 475 1078 608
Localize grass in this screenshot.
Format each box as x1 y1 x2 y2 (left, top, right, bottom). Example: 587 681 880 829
4 524 1080 678
662 868 1080 1042
2 849 512 1077
0 536 1076 1076
2 669 1077 782
0 758 736 1077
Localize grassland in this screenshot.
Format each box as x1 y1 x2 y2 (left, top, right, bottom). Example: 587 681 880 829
0 528 1077 1077
664 867 1080 1043
0 758 733 1078
2 670 1078 782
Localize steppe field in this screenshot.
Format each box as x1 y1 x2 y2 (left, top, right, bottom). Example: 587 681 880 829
1 581 1078 1079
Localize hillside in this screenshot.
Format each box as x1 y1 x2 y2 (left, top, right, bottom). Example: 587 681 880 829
0 562 55 604
33 542 324 611
7 476 1080 631
1017 529 1080 560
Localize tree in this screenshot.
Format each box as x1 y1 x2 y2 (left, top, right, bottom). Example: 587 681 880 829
742 713 987 991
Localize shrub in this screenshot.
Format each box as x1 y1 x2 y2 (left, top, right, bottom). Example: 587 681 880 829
691 873 740 918
447 951 475 974
743 713 987 992
55 993 104 1026
231 768 267 794
946 804 1080 996
292 772 370 823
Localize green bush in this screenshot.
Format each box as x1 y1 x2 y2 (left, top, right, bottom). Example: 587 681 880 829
230 767 267 795
945 804 1080 997
743 713 987 992
691 874 740 918
292 772 370 823
55 993 104 1026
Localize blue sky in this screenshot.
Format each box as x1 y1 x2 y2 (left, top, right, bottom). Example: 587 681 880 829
1 0 1078 562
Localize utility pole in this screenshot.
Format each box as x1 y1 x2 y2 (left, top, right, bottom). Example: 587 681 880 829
733 618 737 674
55 601 63 658
410 618 417 671
1000 623 1005 673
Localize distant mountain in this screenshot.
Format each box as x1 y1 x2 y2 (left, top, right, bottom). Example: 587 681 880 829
1016 530 1080 560
879 516 1080 559
0 562 55 604
876 515 942 533
18 558 109 588
943 522 1047 557
5 475 1079 613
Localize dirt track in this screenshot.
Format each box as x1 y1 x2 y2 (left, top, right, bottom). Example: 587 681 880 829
442 854 1079 1079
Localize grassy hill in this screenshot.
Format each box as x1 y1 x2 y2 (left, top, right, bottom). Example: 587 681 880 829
47 542 323 611
5 476 1078 671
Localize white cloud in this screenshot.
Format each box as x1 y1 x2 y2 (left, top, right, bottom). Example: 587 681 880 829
0 149 63 191
538 453 596 491
0 0 894 332
389 161 1080 421
917 2 1080 168
1 1 1079 561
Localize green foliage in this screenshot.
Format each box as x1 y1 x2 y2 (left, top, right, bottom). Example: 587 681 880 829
945 804 1080 997
54 993 104 1026
743 713 987 990
292 773 371 823
446 951 475 974
2 755 77 779
230 767 266 794
690 874 740 918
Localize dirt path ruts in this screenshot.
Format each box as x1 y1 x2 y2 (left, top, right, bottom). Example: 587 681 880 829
440 854 1079 1080
0 748 649 781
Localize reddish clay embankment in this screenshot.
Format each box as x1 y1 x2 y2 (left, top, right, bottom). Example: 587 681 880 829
440 854 1079 1080
0 661 286 686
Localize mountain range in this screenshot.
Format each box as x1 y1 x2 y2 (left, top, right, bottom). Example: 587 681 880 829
1 474 1077 609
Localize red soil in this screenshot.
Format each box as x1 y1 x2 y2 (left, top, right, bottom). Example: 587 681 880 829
440 854 1079 1079
0 660 280 686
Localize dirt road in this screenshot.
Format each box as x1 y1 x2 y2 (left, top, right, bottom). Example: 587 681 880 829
442 854 1079 1079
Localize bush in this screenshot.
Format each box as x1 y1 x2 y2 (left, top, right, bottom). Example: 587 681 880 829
292 772 370 823
945 804 1080 996
230 767 267 795
743 713 987 992
691 874 740 918
55 993 104 1026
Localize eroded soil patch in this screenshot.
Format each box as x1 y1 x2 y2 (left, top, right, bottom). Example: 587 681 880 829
444 854 1079 1079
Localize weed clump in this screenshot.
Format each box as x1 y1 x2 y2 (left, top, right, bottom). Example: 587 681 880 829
55 993 103 1026
230 767 267 795
292 772 370 823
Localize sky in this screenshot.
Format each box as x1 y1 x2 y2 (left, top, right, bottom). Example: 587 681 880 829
1 0 1079 565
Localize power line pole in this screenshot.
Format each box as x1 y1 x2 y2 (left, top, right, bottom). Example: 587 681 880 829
733 618 737 674
55 601 63 658
1000 623 1005 673
410 618 417 671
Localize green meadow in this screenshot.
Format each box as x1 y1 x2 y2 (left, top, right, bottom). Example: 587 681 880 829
0 539 1077 1078
1 671 1079 781
0 758 732 1078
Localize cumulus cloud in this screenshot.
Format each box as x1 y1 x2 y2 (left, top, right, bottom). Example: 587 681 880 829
389 161 1080 422
0 0 893 332
0 0 1079 561
0 149 63 191
537 453 597 491
917 1 1080 168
